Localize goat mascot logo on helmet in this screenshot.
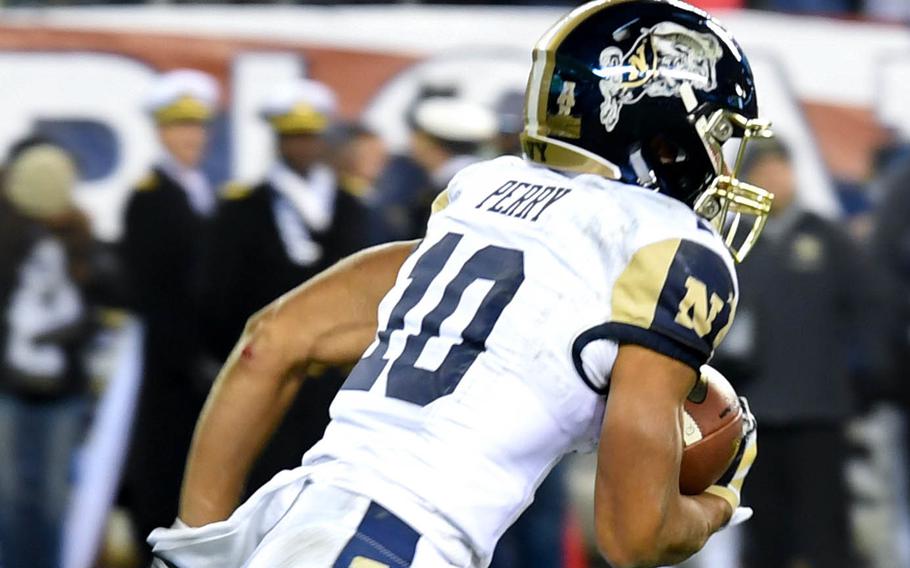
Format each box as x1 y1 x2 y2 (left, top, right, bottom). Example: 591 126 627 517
598 22 723 132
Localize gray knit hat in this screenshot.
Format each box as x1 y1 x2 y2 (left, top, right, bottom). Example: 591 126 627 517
4 144 76 219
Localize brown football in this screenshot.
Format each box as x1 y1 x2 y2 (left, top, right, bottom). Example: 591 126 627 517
679 366 744 495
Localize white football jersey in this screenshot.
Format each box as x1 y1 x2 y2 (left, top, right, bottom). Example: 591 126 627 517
302 156 738 566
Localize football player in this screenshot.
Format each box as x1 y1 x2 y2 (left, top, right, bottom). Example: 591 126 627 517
150 1 769 566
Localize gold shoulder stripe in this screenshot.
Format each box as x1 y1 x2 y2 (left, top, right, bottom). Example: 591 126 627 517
431 189 450 215
611 239 681 329
135 172 158 192
220 182 253 201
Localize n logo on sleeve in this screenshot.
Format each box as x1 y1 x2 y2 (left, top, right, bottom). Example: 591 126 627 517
600 238 736 369
675 276 730 338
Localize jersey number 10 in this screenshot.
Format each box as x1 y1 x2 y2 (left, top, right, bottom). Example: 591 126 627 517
342 232 525 406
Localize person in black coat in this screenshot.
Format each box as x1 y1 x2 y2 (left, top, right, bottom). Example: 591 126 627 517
712 139 883 568
119 69 219 552
201 78 376 495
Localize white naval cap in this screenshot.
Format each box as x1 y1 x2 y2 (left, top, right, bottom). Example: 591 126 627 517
144 69 219 124
261 78 338 135
412 97 498 144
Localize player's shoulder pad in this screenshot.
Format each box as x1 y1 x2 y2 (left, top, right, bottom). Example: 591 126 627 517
134 172 159 192
430 189 450 216
610 233 736 369
573 236 736 388
219 181 254 201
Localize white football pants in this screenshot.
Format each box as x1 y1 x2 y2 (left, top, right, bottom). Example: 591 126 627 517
148 467 467 568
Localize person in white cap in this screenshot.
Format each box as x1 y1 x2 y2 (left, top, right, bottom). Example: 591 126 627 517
408 96 497 238
198 78 375 498
410 97 497 191
119 68 219 558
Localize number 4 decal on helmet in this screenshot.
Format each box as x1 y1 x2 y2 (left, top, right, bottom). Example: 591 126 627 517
557 81 577 116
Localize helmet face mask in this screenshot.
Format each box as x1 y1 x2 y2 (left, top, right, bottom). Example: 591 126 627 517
521 0 773 262
692 111 774 262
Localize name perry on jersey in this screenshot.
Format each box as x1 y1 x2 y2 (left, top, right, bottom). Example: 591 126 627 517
475 180 572 222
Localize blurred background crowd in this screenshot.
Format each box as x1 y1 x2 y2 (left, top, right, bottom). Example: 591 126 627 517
1 1 910 568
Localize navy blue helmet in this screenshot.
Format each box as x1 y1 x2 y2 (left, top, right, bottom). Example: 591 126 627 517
521 0 773 261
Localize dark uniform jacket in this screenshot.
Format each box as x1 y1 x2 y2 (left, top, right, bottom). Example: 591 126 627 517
870 156 910 404
202 173 375 493
714 208 885 424
119 166 210 539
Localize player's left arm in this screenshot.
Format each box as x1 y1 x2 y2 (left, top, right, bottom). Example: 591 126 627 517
179 240 416 528
578 237 747 567
595 344 731 568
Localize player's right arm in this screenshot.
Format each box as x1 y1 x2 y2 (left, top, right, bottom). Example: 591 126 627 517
594 344 731 568
178 240 416 528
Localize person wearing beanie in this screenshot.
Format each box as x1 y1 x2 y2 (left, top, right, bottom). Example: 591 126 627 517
0 141 94 568
119 68 219 556
200 78 375 496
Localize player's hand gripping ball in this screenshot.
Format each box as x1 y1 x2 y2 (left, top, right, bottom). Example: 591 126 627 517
679 365 745 495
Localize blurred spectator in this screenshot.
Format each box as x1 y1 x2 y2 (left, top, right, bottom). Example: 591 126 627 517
870 147 910 422
493 89 525 157
408 97 497 232
371 153 430 241
713 139 876 568
327 122 391 244
374 96 496 240
118 69 218 554
864 0 910 21
871 150 910 520
0 140 94 568
328 121 389 200
377 92 497 239
201 78 375 495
